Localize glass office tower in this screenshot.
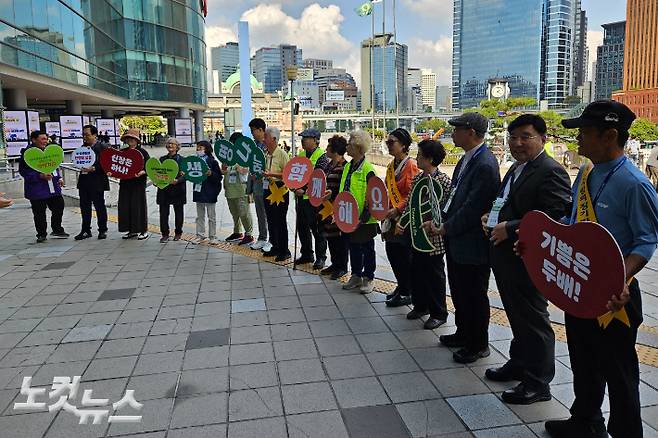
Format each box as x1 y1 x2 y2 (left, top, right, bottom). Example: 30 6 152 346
0 0 206 105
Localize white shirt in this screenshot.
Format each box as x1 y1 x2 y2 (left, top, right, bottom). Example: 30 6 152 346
458 142 485 179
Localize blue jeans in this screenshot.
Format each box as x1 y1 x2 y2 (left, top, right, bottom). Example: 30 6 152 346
349 239 375 280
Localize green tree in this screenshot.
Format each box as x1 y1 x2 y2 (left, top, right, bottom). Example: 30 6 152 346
629 118 658 141
416 119 449 133
120 116 166 135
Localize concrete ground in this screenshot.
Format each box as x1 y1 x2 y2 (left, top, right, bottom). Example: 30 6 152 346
0 166 656 437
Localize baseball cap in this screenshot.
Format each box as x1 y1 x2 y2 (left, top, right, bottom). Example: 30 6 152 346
299 128 321 140
448 112 489 135
562 100 636 130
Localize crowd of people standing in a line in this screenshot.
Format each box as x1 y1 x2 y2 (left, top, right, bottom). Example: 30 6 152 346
9 100 658 438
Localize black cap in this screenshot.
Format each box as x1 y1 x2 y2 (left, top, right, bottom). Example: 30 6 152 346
448 112 489 135
562 100 636 131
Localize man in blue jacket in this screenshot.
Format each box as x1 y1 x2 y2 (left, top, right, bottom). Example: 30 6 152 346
434 113 501 363
19 131 69 243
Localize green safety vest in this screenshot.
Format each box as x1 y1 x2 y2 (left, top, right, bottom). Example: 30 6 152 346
339 159 378 224
303 147 325 200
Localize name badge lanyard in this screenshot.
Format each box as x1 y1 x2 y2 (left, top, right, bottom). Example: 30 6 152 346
443 145 486 212
485 166 519 228
570 157 627 223
263 154 274 190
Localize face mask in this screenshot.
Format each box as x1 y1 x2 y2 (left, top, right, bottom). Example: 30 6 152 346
196 151 205 157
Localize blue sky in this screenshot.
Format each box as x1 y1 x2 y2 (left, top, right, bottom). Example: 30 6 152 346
205 0 627 86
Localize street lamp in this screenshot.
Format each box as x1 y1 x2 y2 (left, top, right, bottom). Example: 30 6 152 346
286 65 298 156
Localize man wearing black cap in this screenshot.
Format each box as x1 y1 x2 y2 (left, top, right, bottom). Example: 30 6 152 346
294 128 330 269
544 101 658 438
482 114 571 405
436 112 501 364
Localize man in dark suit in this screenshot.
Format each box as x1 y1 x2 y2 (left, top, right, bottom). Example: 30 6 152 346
75 125 110 240
483 114 571 404
434 113 501 364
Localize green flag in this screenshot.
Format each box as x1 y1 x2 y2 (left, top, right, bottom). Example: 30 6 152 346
355 2 372 16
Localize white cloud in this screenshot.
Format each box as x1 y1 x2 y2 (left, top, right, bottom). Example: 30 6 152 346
205 25 237 48
407 36 453 86
400 0 452 26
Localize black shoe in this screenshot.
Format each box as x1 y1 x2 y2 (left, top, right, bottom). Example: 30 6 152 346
485 363 524 382
36 235 47 243
386 288 401 301
74 231 92 241
386 294 411 307
423 318 446 330
545 418 607 438
312 258 326 270
453 347 491 364
50 231 70 239
276 252 292 262
439 333 465 348
97 232 107 240
502 383 551 405
406 309 429 320
294 256 314 265
320 266 335 276
122 232 138 239
263 249 277 257
330 269 347 280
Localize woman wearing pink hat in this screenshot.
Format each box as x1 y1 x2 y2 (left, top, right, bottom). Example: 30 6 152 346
116 128 150 240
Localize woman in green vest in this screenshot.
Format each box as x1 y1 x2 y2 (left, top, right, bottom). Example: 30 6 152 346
340 130 379 294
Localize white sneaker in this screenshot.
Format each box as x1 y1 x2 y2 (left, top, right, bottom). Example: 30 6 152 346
262 242 272 252
342 275 362 290
360 278 374 294
250 239 267 250
137 232 149 240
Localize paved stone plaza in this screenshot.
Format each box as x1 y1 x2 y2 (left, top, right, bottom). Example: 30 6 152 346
0 196 657 437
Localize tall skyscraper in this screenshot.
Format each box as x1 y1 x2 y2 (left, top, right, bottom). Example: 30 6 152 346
595 21 625 100
252 44 302 93
573 9 589 91
421 69 437 110
407 68 422 111
361 34 408 112
452 0 585 109
613 1 658 122
211 42 240 83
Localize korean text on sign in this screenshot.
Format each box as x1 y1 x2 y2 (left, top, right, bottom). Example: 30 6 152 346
540 231 591 302
111 154 133 176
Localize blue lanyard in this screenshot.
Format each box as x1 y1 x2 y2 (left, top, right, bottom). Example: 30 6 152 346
453 145 486 188
591 157 626 206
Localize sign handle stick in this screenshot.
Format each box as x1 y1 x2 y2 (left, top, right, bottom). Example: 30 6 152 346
293 195 299 270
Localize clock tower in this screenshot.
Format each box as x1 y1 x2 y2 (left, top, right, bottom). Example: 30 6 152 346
487 79 510 100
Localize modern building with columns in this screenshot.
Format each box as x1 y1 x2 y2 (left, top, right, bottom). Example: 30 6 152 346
0 0 207 146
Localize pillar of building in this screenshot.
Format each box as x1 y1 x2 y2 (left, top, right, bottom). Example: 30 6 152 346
65 99 82 114
194 110 205 142
5 88 28 109
178 108 190 119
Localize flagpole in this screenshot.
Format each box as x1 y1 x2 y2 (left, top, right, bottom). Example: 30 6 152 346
370 6 375 142
393 0 400 126
381 0 386 137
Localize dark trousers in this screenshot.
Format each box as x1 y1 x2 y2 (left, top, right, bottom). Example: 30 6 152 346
264 189 290 256
565 280 642 438
411 251 448 320
30 196 65 237
447 253 491 351
385 240 413 296
296 198 327 260
349 239 375 280
491 249 555 389
159 202 184 236
327 234 349 271
79 189 107 233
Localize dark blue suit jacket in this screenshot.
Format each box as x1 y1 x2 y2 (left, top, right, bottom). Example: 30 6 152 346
444 145 501 265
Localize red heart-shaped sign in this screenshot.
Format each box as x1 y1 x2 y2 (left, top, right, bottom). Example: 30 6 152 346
518 210 625 319
366 176 389 221
282 157 313 189
100 148 144 179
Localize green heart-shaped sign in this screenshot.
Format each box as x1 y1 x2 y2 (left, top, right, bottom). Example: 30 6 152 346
24 144 64 174
214 139 238 166
146 157 179 189
180 156 209 184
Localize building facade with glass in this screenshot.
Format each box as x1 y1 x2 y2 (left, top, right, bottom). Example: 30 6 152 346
252 45 302 94
360 34 408 112
452 0 585 109
0 0 207 113
596 21 625 100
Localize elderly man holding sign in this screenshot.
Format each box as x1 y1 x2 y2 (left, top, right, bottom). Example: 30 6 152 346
537 101 658 438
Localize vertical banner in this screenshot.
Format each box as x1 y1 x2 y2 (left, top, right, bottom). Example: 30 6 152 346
174 118 193 144
96 118 119 145
27 111 40 133
59 115 84 150
45 122 61 138
3 110 29 157
238 21 253 139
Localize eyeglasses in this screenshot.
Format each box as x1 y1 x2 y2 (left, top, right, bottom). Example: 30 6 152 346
509 135 540 142
385 140 397 146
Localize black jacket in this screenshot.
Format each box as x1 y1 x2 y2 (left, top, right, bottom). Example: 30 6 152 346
444 145 501 265
77 141 110 192
192 156 223 203
156 154 186 205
